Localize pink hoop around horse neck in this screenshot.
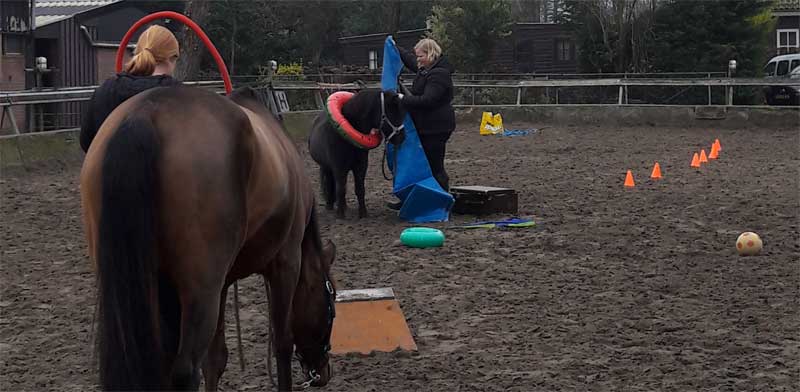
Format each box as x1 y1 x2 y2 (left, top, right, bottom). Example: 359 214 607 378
115 11 232 95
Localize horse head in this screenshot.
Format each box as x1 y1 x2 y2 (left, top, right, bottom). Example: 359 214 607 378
377 90 407 146
292 234 337 387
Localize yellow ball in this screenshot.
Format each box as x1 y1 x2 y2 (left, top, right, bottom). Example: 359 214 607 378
736 232 762 256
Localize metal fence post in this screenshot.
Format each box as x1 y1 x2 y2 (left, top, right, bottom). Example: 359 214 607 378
1 105 21 135
726 83 733 106
314 90 324 109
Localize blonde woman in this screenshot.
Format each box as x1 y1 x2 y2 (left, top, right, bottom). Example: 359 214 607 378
80 25 181 152
397 38 456 192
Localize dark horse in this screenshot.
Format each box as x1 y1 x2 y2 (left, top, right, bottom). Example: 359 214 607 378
80 85 336 391
308 89 406 219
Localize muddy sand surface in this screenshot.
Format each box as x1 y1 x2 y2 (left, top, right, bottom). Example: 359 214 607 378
2 124 798 391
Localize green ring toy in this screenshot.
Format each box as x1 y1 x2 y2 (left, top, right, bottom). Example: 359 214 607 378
400 227 445 248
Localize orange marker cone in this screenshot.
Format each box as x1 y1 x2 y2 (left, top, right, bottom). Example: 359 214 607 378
650 162 662 179
714 138 721 151
691 153 701 168
709 142 719 159
624 170 635 187
700 149 709 163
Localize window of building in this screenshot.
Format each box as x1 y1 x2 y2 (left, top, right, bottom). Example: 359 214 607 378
555 38 573 61
777 29 799 49
2 34 24 55
368 50 378 70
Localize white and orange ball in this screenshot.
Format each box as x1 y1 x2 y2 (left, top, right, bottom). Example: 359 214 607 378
736 232 762 256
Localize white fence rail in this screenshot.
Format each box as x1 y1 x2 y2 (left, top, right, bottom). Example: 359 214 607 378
2 77 797 135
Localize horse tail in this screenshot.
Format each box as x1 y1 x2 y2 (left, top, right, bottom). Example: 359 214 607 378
96 114 163 390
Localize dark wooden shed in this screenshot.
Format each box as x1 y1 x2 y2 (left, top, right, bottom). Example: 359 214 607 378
27 0 182 130
772 0 800 57
337 23 578 74
338 28 428 72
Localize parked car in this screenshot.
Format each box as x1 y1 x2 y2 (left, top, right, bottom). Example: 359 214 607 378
763 54 800 106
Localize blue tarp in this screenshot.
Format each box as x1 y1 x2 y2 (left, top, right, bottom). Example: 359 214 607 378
381 37 454 223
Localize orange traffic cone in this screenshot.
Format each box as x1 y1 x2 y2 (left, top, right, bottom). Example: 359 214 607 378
700 149 709 163
650 162 662 179
691 153 701 168
624 170 635 187
709 142 719 159
714 138 721 151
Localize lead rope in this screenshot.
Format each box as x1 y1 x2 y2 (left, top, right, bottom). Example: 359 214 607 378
89 289 99 368
379 91 402 182
381 144 396 181
233 281 246 371
263 278 278 389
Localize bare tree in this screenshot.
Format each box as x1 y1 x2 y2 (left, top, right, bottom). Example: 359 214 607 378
174 0 210 81
572 0 656 72
510 0 542 22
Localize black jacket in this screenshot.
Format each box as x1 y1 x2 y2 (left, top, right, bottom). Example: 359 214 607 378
398 47 456 136
80 73 181 152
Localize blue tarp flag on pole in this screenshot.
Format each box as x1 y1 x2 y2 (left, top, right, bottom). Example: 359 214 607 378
381 36 454 223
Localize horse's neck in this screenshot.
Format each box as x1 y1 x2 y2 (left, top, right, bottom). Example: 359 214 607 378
341 95 377 132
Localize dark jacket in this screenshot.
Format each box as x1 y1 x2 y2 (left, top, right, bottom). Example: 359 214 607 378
80 73 181 152
398 47 456 136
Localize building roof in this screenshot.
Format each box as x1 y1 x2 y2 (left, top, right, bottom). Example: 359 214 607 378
34 0 119 28
774 0 800 14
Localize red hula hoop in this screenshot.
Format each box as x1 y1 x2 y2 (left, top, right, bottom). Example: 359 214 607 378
115 11 232 95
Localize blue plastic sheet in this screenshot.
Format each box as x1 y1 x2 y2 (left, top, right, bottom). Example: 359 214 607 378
382 37 454 222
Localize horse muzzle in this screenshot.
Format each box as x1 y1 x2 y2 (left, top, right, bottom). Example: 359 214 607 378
300 359 332 388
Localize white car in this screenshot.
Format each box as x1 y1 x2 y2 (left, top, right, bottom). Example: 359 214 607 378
764 54 800 105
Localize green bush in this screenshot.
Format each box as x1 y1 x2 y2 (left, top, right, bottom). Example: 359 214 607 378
277 63 304 76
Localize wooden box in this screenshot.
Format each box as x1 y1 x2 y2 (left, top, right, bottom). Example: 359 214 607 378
450 186 518 215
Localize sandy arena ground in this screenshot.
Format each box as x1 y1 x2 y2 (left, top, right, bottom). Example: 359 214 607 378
1 122 798 391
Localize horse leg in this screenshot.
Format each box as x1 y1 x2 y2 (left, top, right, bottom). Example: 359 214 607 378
264 248 301 391
353 157 369 219
201 283 230 391
333 169 349 219
170 280 223 391
320 167 335 211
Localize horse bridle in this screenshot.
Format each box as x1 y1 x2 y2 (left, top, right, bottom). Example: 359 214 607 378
295 274 336 389
380 91 405 181
379 91 405 143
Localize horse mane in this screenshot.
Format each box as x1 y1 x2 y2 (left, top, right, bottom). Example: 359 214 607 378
306 205 325 256
340 89 384 133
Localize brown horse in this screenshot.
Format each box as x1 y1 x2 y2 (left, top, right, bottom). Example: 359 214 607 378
80 85 336 391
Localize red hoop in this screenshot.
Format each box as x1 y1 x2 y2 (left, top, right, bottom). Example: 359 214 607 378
115 11 232 94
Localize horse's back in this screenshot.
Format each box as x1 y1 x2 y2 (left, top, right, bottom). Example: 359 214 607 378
82 86 256 268
238 104 311 231
308 113 332 162
308 111 365 170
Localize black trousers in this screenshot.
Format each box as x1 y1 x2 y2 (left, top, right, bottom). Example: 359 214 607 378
419 132 452 191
